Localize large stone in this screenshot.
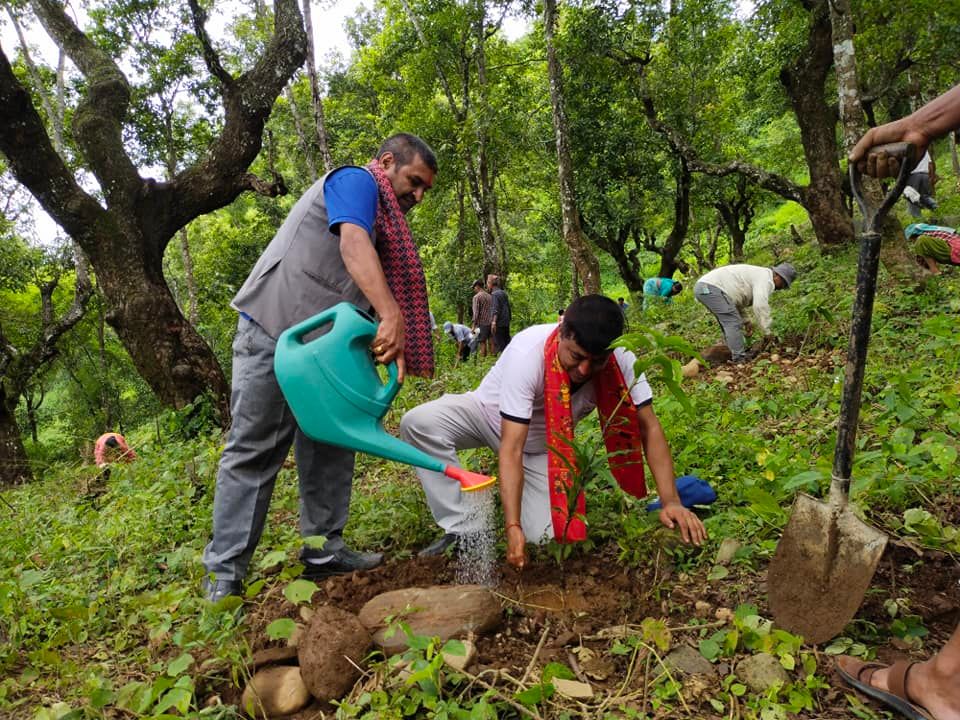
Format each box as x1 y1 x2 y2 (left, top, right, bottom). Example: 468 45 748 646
240 665 311 718
553 678 594 699
664 645 715 677
297 605 372 701
735 653 791 693
441 639 478 671
358 585 501 653
715 538 743 565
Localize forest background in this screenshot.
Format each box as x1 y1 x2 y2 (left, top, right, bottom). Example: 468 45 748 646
2 0 960 717
3 0 959 477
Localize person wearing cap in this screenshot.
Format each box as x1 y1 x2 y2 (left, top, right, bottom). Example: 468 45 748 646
443 320 475 364
471 280 494 357
401 294 707 563
693 263 796 362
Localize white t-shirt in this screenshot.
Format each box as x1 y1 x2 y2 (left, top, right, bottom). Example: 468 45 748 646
468 324 653 454
697 264 776 334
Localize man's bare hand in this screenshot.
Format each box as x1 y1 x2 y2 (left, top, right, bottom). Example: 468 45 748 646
372 311 406 382
659 503 707 545
505 525 527 569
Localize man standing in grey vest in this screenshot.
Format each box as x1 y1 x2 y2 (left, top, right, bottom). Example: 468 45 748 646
202 134 438 602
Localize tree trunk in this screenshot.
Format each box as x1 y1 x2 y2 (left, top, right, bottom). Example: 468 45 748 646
828 0 926 284
0 392 31 485
0 0 307 424
301 0 333 173
285 85 319 181
593 225 644 293
544 0 601 294
657 160 691 278
398 0 504 279
779 0 854 248
950 131 960 180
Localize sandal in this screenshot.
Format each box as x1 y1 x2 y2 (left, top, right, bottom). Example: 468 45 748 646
836 656 934 720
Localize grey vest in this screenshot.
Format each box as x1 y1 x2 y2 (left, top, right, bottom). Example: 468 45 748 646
231 167 377 339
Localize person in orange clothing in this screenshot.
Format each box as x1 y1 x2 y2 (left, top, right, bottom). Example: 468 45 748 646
93 432 137 468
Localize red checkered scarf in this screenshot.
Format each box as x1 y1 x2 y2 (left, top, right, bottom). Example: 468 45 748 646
366 160 435 377
543 327 646 542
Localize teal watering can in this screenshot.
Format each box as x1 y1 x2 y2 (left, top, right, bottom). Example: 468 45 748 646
274 302 494 492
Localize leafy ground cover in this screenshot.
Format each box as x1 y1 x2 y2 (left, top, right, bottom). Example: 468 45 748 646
1 244 958 719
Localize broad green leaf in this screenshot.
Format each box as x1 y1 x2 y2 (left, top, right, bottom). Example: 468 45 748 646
283 579 318 605
542 662 575 683
266 618 298 640
166 653 193 677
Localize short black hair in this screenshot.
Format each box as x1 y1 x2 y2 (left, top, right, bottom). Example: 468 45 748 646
671 282 683 295
105 436 120 449
473 280 484 289
377 133 438 173
560 295 624 354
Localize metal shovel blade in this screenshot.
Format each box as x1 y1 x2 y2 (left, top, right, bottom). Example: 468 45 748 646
767 486 887 644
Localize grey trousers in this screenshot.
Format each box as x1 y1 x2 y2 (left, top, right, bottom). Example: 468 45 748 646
399 393 553 543
694 281 746 360
202 317 355 581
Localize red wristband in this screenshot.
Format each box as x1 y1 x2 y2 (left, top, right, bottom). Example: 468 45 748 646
505 521 522 532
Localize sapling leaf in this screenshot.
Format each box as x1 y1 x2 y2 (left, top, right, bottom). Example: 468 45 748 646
266 618 297 640
283 579 318 605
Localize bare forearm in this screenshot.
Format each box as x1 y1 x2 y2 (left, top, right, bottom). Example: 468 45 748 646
908 85 960 142
639 408 680 505
340 226 401 321
499 449 524 524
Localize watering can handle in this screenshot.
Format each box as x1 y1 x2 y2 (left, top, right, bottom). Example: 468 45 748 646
376 359 401 406
283 305 344 344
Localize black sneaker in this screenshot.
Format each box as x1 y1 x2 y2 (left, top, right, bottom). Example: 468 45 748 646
202 576 243 602
418 533 460 558
300 546 384 579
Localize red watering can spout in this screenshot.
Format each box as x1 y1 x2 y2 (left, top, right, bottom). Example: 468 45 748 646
444 465 496 493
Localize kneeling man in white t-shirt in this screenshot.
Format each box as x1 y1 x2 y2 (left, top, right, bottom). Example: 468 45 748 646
400 294 706 568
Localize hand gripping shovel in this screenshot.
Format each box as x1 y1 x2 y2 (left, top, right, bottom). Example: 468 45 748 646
768 143 914 644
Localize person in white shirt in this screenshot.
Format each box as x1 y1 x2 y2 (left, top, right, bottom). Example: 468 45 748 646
402 295 706 565
694 263 797 362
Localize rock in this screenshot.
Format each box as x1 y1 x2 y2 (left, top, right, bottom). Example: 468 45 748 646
300 606 315 623
681 359 701 378
715 608 735 624
552 678 594 699
288 623 305 648
298 605 372 702
664 645 715 677
442 639 477 671
714 371 734 385
694 600 712 617
240 665 312 718
715 538 742 565
735 653 791 693
770 353 780 362
250 645 299 671
358 585 501 653
702 344 732 365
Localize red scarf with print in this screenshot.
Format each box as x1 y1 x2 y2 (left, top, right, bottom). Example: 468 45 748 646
366 160 435 377
544 327 647 542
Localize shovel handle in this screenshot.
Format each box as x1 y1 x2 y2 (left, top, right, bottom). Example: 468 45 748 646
849 142 915 234
833 145 915 495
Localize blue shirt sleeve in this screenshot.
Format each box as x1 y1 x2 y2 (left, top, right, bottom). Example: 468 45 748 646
323 167 379 236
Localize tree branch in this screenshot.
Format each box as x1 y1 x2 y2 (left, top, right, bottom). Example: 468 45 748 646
158 0 307 242
0 47 108 247
31 0 141 204
187 0 233 87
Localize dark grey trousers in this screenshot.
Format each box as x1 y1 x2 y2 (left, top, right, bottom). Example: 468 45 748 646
202 317 355 581
694 281 746 360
